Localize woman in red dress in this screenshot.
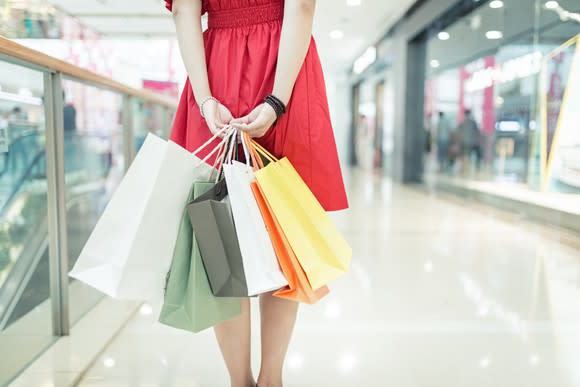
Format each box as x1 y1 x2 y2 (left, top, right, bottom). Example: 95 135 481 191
167 1 348 385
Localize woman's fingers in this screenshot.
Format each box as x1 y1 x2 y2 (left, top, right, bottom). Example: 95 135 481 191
230 115 250 125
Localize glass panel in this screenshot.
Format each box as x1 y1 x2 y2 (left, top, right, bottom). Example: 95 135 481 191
0 60 54 386
62 80 125 325
424 0 580 196
133 99 171 154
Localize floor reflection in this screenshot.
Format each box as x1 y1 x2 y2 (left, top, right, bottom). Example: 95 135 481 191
79 169 580 387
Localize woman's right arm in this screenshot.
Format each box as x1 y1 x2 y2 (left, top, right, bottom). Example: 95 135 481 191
171 0 232 134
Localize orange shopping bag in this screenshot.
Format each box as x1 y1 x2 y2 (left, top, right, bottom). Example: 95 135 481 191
248 139 351 290
250 181 329 304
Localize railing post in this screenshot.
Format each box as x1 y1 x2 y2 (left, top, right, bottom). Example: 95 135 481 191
163 106 172 138
44 71 70 336
122 95 135 170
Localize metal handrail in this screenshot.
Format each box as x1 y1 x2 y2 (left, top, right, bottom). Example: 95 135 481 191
0 35 177 109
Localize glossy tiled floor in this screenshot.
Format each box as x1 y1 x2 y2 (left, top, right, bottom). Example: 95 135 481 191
79 170 580 387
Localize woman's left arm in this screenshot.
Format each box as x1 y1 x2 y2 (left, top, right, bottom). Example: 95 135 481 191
231 0 316 137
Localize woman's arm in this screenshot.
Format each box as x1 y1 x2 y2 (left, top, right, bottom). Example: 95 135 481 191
231 0 316 137
172 0 232 134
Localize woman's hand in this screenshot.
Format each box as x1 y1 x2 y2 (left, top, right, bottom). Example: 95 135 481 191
202 99 234 136
230 103 277 138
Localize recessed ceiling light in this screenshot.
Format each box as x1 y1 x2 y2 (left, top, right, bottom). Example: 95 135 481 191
486 30 503 40
346 0 362 6
330 29 344 39
438 31 450 40
470 14 482 30
545 1 559 9
489 0 504 9
430 60 440 68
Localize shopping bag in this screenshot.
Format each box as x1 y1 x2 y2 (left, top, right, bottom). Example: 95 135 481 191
251 141 352 291
187 178 248 297
159 182 241 333
251 181 329 303
222 135 288 296
69 128 227 300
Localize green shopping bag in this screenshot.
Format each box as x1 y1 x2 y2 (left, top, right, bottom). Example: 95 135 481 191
158 182 241 333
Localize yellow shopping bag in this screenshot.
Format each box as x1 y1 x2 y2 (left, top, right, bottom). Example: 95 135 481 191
252 141 351 290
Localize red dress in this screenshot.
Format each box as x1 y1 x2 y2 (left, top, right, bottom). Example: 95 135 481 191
165 0 348 211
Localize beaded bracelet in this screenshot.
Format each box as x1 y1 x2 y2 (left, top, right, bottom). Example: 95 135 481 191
199 96 219 118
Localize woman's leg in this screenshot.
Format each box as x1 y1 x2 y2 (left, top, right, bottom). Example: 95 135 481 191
257 292 299 387
213 297 255 387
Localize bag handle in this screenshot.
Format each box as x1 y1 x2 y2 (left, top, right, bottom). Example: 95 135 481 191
208 126 236 181
214 127 238 183
242 132 264 170
249 139 277 163
239 131 252 167
191 125 231 157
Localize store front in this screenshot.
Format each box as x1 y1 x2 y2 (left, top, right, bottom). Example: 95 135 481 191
424 0 580 194
348 0 580 221
350 42 396 175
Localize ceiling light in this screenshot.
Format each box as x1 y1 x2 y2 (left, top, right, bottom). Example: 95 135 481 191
470 14 482 30
330 29 344 39
489 0 504 9
430 59 440 68
545 1 559 9
353 46 377 74
438 31 450 40
346 0 362 6
486 30 503 40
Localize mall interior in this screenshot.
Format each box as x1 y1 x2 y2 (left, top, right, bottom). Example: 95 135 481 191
0 0 580 386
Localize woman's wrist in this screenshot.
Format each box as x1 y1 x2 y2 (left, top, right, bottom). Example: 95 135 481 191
264 94 286 119
199 95 219 118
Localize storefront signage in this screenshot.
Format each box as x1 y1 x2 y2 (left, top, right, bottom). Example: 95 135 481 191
465 51 543 92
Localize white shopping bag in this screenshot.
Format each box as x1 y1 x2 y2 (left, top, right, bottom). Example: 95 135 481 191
69 129 227 300
222 133 288 296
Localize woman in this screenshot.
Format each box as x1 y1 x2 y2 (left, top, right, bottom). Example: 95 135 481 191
166 1 348 386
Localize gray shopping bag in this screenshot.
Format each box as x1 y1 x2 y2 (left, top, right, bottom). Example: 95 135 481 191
187 180 248 297
158 182 241 332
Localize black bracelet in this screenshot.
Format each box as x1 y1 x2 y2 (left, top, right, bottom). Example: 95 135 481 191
264 94 286 119
269 95 286 114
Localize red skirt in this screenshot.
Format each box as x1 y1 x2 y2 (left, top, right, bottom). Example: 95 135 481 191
167 0 348 211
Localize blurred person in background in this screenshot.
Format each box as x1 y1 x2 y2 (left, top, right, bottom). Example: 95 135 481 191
167 0 348 386
355 113 370 168
436 111 450 172
8 106 27 122
62 92 78 172
424 113 432 155
63 92 77 133
5 106 29 174
458 109 481 173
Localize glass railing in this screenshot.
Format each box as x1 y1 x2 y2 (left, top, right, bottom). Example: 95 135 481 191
0 35 177 385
